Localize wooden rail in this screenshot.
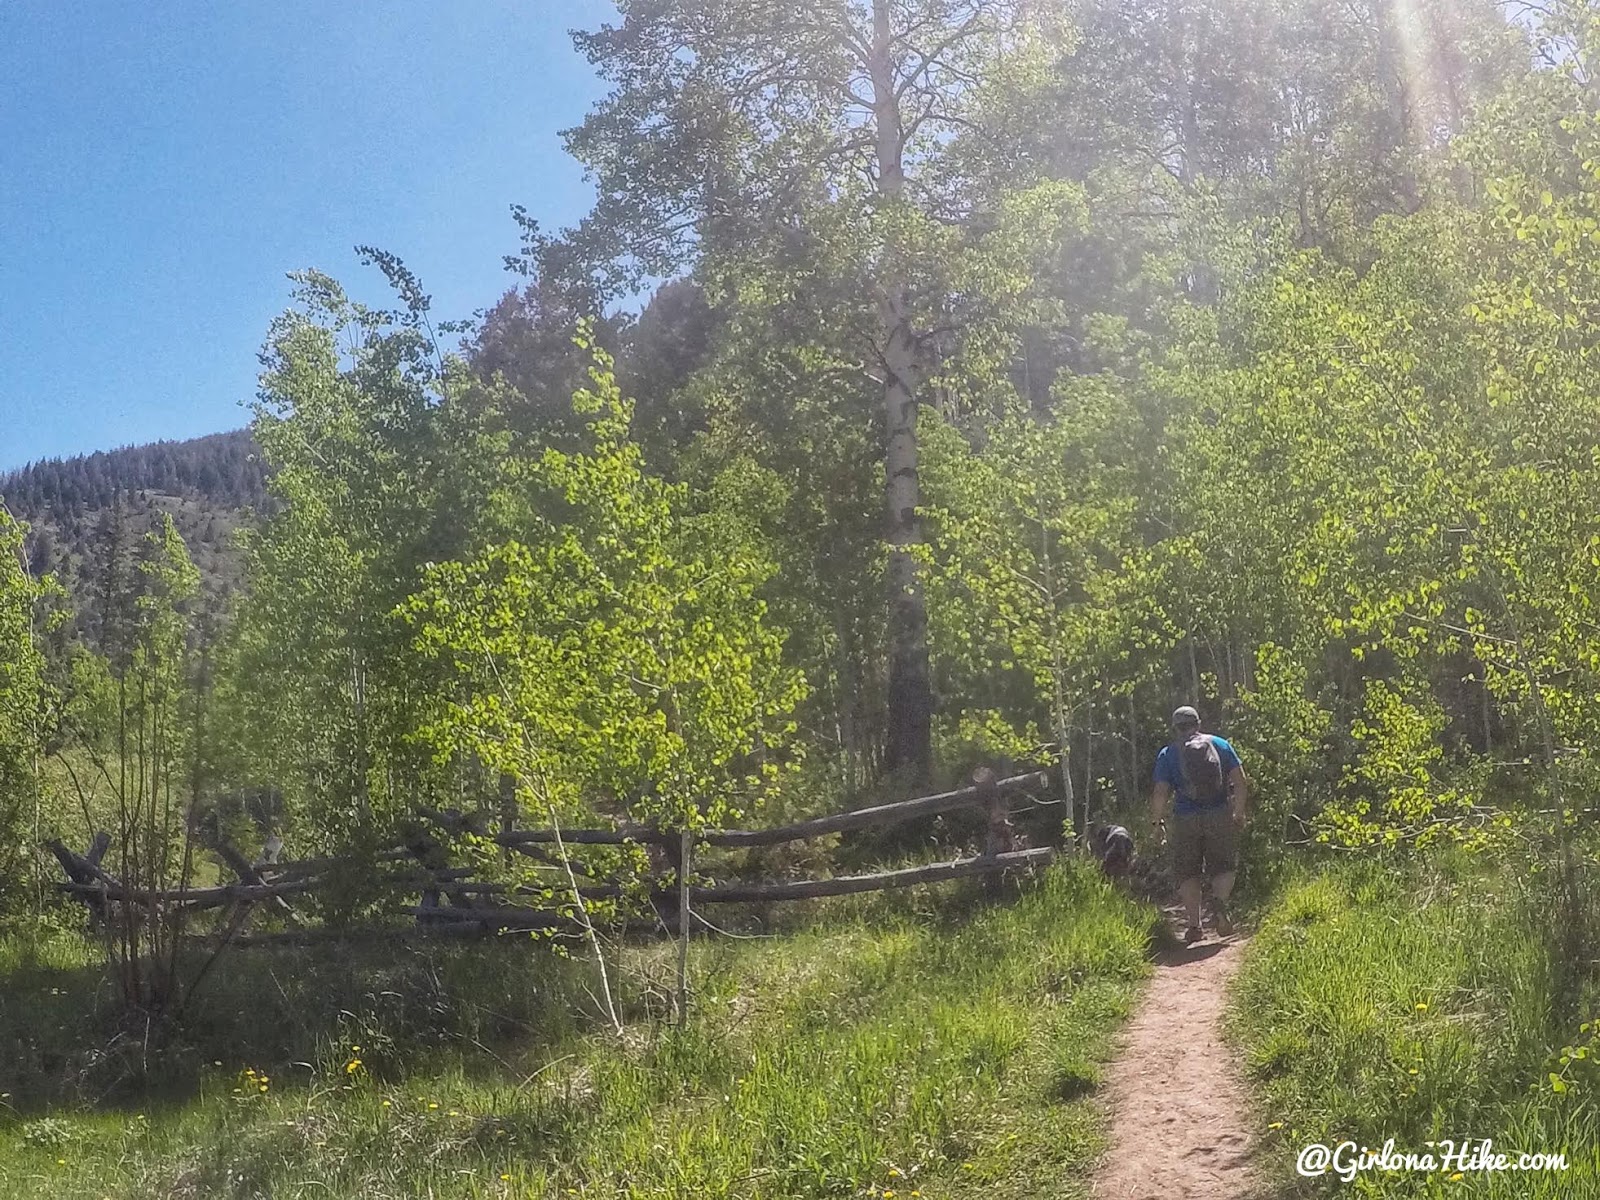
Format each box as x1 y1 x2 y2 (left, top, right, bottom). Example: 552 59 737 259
47 768 1058 940
477 771 1049 851
688 847 1052 903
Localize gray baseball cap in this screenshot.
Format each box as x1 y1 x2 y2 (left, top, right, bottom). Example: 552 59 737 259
1171 705 1200 728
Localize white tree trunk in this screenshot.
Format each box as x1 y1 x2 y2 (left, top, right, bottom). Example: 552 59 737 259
872 0 934 777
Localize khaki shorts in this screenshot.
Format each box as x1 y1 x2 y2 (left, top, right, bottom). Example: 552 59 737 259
1170 805 1238 881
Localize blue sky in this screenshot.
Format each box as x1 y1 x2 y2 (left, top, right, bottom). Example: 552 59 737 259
0 0 614 472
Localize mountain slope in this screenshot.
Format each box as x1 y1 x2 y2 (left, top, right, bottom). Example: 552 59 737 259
0 429 270 625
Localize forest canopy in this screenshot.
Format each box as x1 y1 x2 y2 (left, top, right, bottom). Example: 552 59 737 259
2 0 1598 890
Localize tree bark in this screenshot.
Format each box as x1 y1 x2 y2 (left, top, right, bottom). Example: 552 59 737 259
1039 526 1078 840
872 0 934 779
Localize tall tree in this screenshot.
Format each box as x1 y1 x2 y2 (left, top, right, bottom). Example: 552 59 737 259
406 338 806 834
226 266 500 844
563 0 1079 780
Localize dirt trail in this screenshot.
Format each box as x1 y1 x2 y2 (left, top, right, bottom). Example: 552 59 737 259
1092 934 1266 1200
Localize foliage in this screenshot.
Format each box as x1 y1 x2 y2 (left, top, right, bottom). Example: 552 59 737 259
1229 642 1334 847
405 336 807 835
564 0 1094 776
918 393 1163 823
0 506 52 898
56 513 213 1015
20 0 1600 1165
223 268 501 848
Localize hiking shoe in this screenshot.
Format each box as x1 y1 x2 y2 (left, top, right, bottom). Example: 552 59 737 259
1183 925 1204 946
1213 907 1236 938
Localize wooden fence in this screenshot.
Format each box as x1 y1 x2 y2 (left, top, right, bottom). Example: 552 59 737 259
46 769 1060 943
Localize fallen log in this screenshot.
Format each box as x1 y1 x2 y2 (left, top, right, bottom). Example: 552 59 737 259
57 878 322 909
499 842 606 876
196 924 491 947
46 835 119 917
46 836 119 889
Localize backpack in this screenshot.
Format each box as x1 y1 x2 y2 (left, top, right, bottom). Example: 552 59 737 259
1178 732 1226 804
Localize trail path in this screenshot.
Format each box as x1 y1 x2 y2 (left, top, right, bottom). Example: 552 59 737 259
1092 933 1266 1200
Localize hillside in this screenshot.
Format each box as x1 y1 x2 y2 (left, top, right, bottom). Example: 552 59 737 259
0 429 269 626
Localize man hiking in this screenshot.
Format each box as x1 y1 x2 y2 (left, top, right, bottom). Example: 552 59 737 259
1149 705 1248 945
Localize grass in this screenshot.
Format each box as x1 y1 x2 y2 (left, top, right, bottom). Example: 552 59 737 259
1231 853 1600 1197
0 861 1150 1199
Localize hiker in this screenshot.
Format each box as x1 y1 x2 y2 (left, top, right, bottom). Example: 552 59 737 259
1149 705 1248 945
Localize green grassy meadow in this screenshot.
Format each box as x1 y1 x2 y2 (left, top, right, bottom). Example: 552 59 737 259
1231 855 1600 1198
0 863 1149 1200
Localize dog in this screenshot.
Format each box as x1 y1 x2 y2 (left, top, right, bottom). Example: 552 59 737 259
1089 823 1136 880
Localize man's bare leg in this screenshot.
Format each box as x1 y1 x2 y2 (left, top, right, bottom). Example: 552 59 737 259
1179 876 1204 934
1211 870 1237 935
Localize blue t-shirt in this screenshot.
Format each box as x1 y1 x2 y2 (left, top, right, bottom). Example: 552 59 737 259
1154 735 1241 814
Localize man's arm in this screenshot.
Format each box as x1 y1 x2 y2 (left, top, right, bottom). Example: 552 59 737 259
1227 766 1249 824
1150 780 1173 832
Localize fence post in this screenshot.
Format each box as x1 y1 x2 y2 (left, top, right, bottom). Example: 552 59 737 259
217 840 302 929
407 831 453 927
676 829 693 1025
976 768 1016 856
976 767 1016 897
85 831 111 868
47 833 115 922
498 773 517 865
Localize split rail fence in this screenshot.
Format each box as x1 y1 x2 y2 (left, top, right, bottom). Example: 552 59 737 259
46 769 1059 944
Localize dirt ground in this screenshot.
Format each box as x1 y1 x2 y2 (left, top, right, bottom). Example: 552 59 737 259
1091 932 1268 1200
